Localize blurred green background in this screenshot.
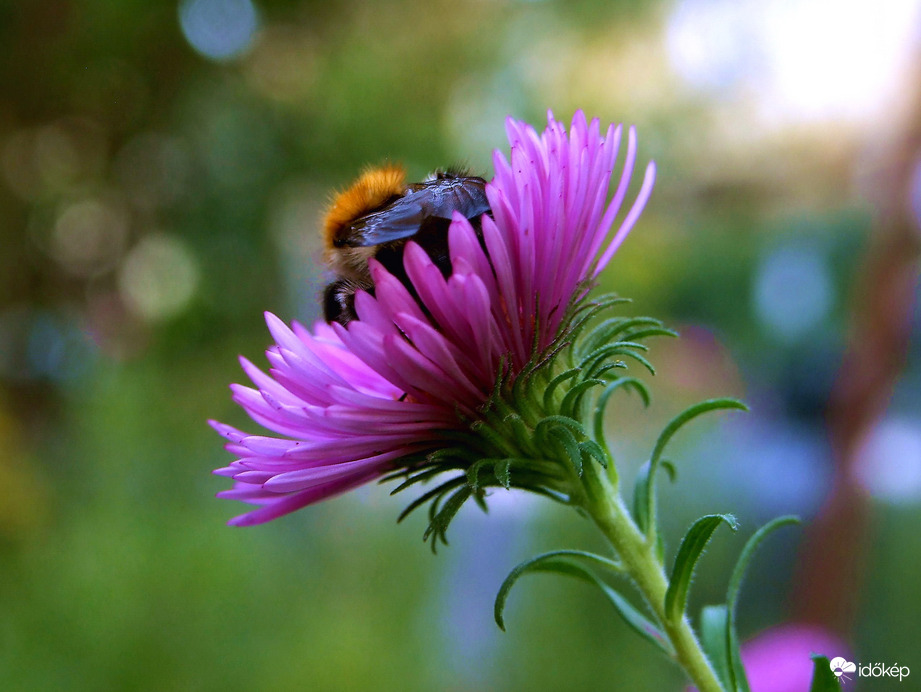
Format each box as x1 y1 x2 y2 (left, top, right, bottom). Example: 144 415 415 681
2 0 921 689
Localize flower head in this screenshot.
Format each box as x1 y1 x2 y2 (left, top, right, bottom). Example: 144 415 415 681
212 111 656 530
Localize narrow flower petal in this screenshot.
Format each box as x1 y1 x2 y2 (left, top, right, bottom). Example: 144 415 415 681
213 110 655 525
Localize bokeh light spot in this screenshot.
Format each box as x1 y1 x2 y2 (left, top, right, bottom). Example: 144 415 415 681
754 245 833 343
855 417 921 504
1 129 43 200
179 0 259 62
118 234 199 322
243 25 317 101
113 132 192 211
666 0 757 93
667 0 921 124
51 199 129 277
0 307 95 383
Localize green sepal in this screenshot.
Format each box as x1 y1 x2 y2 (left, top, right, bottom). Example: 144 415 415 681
577 316 661 359
470 419 517 458
578 439 608 469
809 655 841 692
534 416 586 477
614 348 656 375
422 484 472 550
593 376 650 477
494 458 512 488
699 605 733 690
388 466 450 495
396 477 465 523
494 550 673 655
592 361 630 379
560 378 605 420
566 295 632 354
665 514 738 622
581 343 655 377
543 369 580 410
505 414 539 458
549 425 582 476
465 458 494 490
621 326 679 342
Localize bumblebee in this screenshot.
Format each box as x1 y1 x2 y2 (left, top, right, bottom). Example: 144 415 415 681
321 164 491 325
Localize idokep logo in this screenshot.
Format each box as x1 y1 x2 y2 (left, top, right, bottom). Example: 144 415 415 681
830 657 856 681
830 656 911 683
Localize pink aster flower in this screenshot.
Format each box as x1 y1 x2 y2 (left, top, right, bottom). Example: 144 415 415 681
212 111 656 528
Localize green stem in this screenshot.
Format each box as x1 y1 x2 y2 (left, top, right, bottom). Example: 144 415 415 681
578 461 725 692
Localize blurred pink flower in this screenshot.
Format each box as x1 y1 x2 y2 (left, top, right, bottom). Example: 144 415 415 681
741 624 849 692
211 111 655 526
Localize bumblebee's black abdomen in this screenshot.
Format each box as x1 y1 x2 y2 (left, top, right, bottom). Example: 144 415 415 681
322 170 492 326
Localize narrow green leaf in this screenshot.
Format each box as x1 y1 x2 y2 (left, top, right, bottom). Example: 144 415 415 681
809 655 841 692
650 399 749 473
596 579 674 656
644 398 748 540
727 515 801 612
630 460 676 539
659 459 677 481
699 605 733 691
655 527 666 565
665 514 738 622
494 551 673 655
632 461 653 533
495 550 623 628
728 615 749 692
724 516 800 692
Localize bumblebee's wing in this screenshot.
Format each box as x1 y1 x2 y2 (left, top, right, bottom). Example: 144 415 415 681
345 197 426 246
346 176 490 247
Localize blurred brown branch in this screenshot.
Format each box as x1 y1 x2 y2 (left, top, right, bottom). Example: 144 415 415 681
793 55 921 634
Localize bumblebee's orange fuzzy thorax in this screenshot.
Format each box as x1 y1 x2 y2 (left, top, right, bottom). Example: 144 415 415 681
323 164 407 247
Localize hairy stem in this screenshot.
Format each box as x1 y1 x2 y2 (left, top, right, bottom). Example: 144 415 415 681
578 460 725 692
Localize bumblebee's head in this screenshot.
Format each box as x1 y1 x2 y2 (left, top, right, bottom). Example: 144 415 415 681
323 164 407 251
